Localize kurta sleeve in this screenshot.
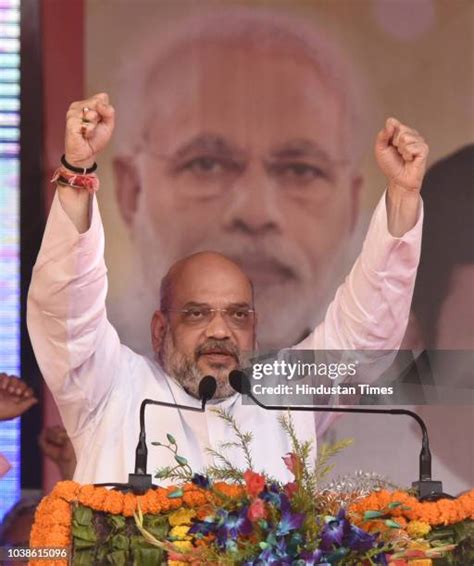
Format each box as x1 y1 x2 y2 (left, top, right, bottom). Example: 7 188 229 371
27 191 122 436
296 191 423 351
296 192 423 437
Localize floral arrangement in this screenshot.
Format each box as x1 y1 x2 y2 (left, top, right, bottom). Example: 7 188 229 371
30 410 474 565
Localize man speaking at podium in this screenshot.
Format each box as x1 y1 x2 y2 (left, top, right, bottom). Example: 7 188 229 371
27 93 427 485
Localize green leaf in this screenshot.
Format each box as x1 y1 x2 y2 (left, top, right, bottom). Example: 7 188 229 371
175 455 188 466
154 467 172 478
151 441 162 446
325 547 349 561
363 510 385 520
385 519 402 529
74 505 93 526
132 547 166 566
168 488 184 498
72 549 95 565
143 514 169 540
111 534 130 551
266 533 277 546
72 524 97 543
167 433 176 444
388 501 403 509
130 534 147 550
107 550 127 565
73 537 96 550
96 546 109 562
109 514 126 530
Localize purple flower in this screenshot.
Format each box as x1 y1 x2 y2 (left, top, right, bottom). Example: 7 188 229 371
261 483 282 506
345 524 378 552
373 550 389 565
320 509 350 551
318 507 383 561
216 507 252 549
188 517 215 536
298 549 327 564
276 508 305 536
256 537 292 565
191 473 210 488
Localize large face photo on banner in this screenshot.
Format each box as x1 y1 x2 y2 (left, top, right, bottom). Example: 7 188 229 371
85 1 473 493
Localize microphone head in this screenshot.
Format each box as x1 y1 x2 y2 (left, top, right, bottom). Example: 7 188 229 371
229 370 251 395
198 375 217 402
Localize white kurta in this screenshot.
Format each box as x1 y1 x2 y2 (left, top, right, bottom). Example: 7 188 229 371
27 191 422 485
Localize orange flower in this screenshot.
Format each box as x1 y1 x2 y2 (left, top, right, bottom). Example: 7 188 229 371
284 481 298 499
88 486 108 510
102 490 124 514
243 470 265 498
213 482 244 499
123 492 137 517
52 480 80 502
182 484 208 507
196 504 214 520
77 484 96 507
349 489 474 528
30 491 71 565
145 489 163 514
248 498 267 522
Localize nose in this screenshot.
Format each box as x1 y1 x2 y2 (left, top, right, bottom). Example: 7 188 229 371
223 163 284 235
203 311 233 340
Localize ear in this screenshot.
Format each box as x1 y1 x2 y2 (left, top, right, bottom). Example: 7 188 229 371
151 310 168 353
113 156 141 226
349 174 363 233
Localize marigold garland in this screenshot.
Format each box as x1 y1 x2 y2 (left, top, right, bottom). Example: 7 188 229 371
29 479 231 565
29 481 474 566
349 488 474 527
29 490 72 566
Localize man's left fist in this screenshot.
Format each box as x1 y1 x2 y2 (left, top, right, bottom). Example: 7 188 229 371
375 118 429 192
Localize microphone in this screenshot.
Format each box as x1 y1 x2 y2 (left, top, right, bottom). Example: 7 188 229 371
95 375 217 493
199 375 217 410
228 370 451 501
229 370 251 395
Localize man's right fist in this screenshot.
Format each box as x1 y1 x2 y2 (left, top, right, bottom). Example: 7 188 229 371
64 92 115 169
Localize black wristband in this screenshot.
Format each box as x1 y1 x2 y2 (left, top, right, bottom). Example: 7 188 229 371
61 154 97 174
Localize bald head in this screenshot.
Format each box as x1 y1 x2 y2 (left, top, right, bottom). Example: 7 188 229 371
160 251 254 313
153 251 256 399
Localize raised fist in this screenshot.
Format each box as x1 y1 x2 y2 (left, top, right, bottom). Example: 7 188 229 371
0 373 38 421
375 118 429 192
65 92 115 169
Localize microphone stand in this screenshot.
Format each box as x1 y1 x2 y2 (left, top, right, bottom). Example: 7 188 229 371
127 398 204 491
95 375 217 493
229 370 452 501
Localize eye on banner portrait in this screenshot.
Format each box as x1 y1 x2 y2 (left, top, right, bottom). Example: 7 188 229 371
85 1 473 494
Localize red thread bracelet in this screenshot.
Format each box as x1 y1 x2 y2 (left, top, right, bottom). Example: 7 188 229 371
51 165 100 194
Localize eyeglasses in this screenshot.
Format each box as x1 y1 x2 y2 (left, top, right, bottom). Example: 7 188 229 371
166 305 256 329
